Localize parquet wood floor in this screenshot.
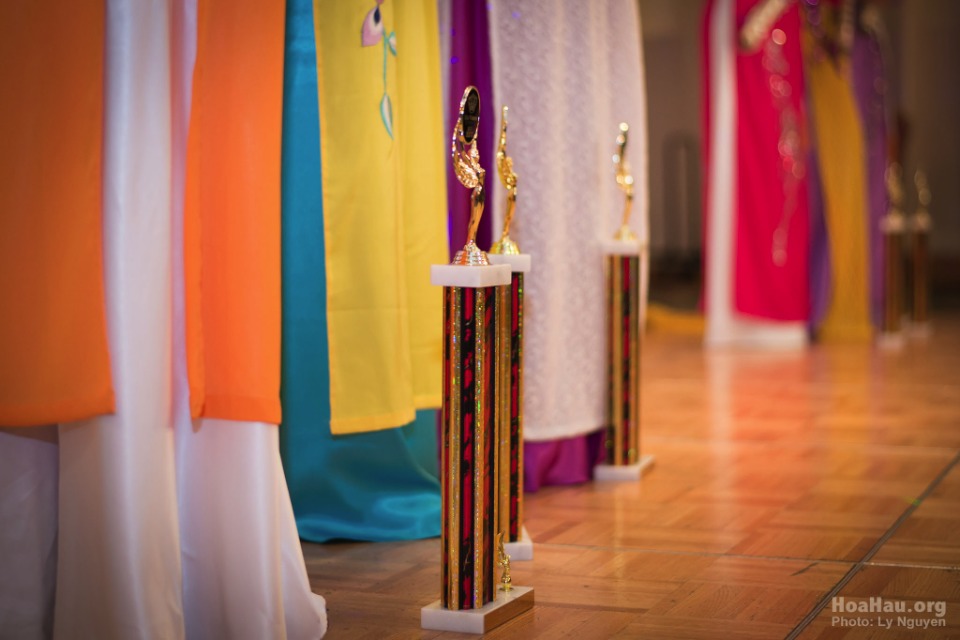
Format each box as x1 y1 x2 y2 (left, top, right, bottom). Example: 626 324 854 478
302 313 960 639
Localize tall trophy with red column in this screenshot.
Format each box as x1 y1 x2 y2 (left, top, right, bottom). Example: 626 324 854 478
595 123 655 481
486 105 533 561
422 86 533 634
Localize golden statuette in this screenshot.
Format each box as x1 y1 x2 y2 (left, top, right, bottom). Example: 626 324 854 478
913 169 932 232
490 105 520 255
496 532 512 592
451 86 488 266
612 122 637 243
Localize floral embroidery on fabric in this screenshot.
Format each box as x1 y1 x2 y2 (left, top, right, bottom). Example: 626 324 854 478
361 0 397 138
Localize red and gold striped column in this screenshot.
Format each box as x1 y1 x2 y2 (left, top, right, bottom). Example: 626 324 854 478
604 251 642 466
434 265 510 610
487 254 531 545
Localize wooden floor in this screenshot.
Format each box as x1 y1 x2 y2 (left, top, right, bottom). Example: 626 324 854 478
303 313 960 639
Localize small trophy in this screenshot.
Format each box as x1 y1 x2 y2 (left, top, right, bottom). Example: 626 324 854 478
910 170 932 335
612 123 637 243
424 87 532 634
596 123 654 481
487 105 533 560
879 163 906 346
491 106 520 255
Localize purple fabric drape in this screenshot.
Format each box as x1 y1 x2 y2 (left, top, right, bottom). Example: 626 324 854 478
524 431 607 492
446 0 495 258
852 26 888 329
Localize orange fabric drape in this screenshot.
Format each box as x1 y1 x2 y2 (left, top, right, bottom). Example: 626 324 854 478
0 1 114 426
184 0 286 424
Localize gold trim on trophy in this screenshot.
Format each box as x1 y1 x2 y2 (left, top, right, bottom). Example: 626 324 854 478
612 123 637 243
452 86 488 266
490 105 520 255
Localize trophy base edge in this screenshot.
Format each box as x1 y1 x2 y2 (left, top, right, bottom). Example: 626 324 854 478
421 586 535 634
876 332 907 350
431 263 512 288
908 321 932 339
504 526 534 561
486 252 532 273
594 455 656 482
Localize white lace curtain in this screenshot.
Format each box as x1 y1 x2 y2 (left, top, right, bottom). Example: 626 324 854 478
487 0 650 440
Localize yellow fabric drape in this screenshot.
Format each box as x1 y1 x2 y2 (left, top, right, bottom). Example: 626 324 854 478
806 39 872 342
185 0 287 424
313 0 448 434
0 1 114 425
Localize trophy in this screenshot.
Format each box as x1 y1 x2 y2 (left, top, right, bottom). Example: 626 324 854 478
424 87 533 634
595 123 654 481
910 170 932 335
879 163 906 345
451 87 488 266
491 106 520 255
612 123 637 243
487 105 533 560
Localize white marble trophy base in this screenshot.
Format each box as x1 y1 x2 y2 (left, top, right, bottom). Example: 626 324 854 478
594 454 656 482
431 263 512 288
486 252 532 273
421 586 534 634
877 331 906 350
600 238 643 256
705 320 807 350
504 526 534 561
908 321 932 339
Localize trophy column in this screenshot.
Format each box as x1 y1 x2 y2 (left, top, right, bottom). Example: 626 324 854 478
595 123 655 482
421 87 534 635
487 105 533 561
486 254 532 557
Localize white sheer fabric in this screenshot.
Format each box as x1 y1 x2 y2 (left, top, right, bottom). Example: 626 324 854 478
0 427 58 640
487 0 650 440
170 1 327 638
55 3 184 636
703 0 806 349
0 2 327 638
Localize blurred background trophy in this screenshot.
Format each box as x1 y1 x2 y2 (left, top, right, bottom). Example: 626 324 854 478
487 105 533 561
424 86 533 634
879 163 906 347
595 123 655 481
910 170 932 336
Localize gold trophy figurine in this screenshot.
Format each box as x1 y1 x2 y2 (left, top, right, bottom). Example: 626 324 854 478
612 122 637 243
490 106 520 255
451 86 488 266
496 532 512 592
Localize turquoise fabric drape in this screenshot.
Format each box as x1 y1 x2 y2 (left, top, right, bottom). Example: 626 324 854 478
279 0 441 543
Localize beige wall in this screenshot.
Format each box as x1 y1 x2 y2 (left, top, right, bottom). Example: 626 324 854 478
640 0 706 257
894 0 960 258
